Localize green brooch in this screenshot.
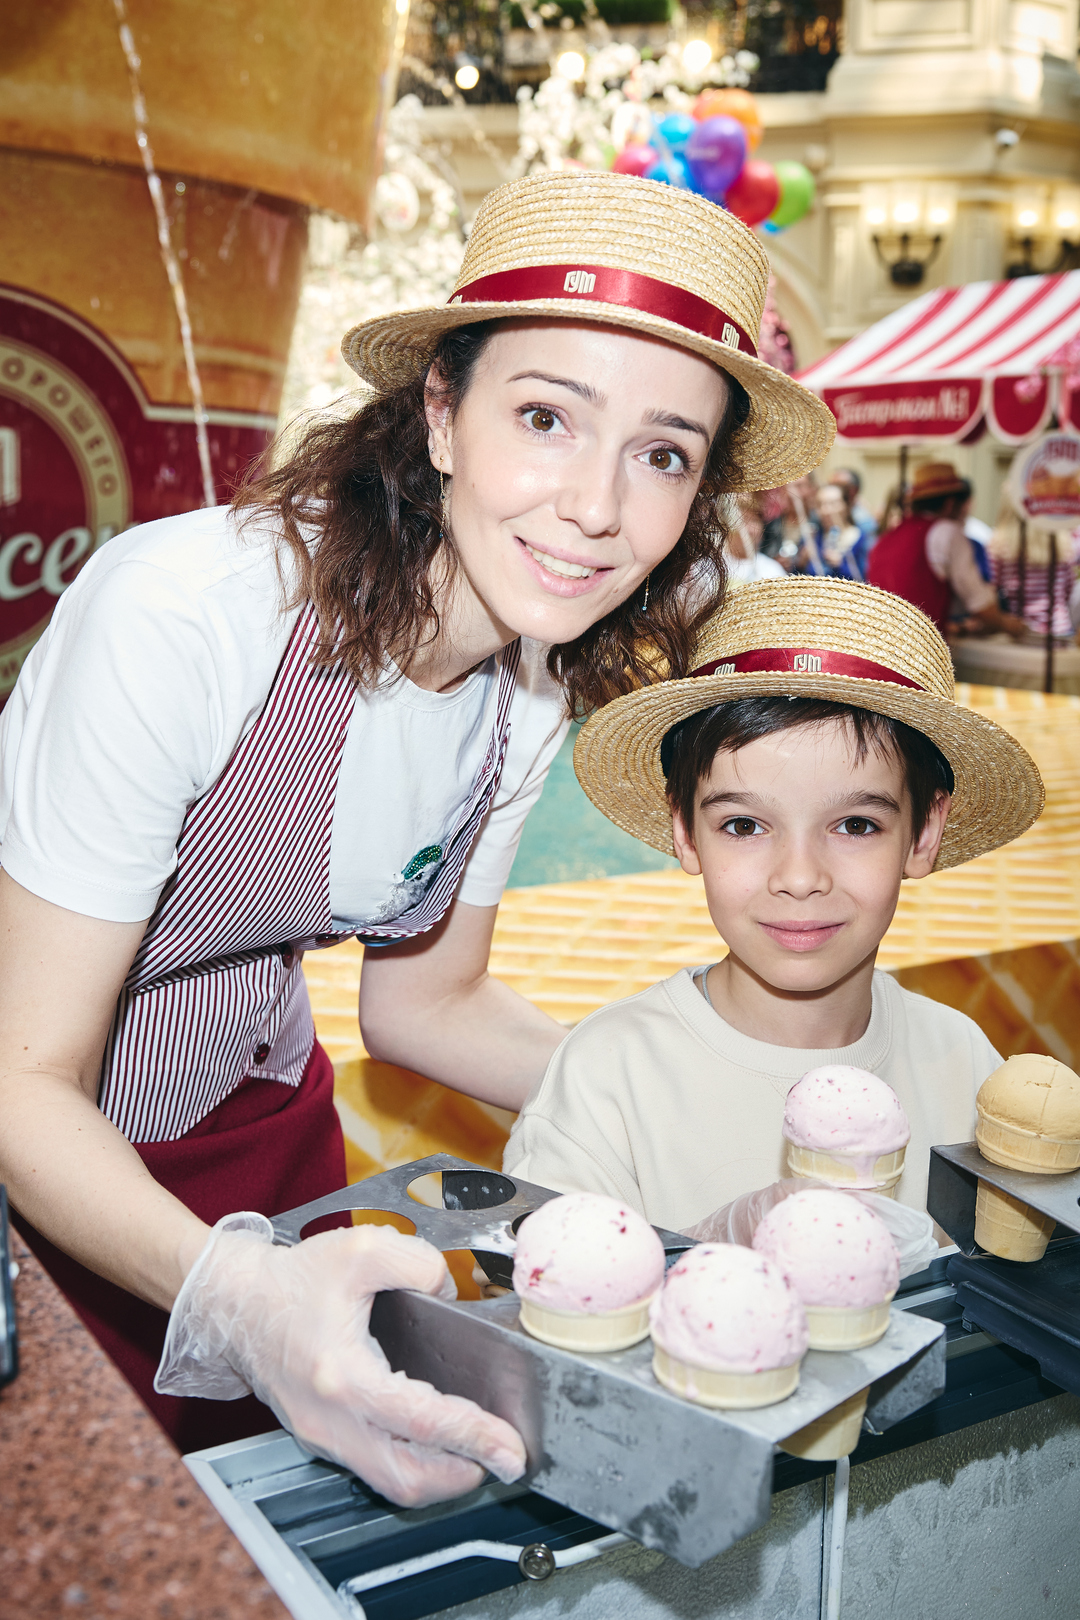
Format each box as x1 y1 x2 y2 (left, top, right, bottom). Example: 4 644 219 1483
402 844 444 881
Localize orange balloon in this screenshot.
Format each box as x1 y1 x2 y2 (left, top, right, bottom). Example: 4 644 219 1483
692 88 762 152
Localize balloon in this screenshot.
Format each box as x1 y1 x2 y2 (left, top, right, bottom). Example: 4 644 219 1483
724 159 780 227
692 88 763 153
653 112 697 155
768 161 816 228
685 116 747 200
612 142 658 177
644 153 692 189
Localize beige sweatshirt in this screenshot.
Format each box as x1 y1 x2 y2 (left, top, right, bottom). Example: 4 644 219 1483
504 966 1000 1231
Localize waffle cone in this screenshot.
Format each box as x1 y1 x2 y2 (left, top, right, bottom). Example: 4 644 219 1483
781 1388 869 1461
651 1345 800 1409
976 1110 1080 1174
518 1291 655 1352
786 1142 905 1194
804 1296 894 1351
974 1180 1056 1262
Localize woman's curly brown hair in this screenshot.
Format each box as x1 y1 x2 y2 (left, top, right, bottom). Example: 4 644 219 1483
234 321 748 716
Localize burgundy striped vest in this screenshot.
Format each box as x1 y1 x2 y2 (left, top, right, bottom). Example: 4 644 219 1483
98 605 521 1143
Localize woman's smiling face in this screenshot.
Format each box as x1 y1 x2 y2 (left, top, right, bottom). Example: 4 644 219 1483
426 320 730 648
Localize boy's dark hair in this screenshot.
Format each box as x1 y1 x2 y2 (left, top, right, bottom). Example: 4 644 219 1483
662 696 955 839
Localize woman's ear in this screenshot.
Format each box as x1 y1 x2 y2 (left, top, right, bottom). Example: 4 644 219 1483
424 364 454 475
903 791 951 880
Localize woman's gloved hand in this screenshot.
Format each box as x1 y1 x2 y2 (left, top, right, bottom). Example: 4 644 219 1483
155 1213 527 1508
683 1182 938 1279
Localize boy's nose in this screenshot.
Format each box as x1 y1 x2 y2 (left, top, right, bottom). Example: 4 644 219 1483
768 839 832 900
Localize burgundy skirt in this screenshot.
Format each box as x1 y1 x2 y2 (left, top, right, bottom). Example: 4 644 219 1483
16 1037 348 1455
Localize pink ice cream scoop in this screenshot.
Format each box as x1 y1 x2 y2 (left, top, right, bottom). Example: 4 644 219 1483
648 1244 809 1374
752 1189 901 1308
512 1193 666 1313
784 1066 910 1156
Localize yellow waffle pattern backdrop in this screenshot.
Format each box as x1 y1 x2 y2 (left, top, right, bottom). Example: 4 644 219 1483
304 684 1080 1221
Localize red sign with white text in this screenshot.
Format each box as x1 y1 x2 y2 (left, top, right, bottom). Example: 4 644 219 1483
824 379 982 443
0 286 273 699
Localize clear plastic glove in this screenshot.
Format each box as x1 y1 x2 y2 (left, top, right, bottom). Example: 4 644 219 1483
155 1213 527 1508
683 1181 939 1279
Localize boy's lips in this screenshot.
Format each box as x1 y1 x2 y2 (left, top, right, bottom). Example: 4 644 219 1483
758 920 845 952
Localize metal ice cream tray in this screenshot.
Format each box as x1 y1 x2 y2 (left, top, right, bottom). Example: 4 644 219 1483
271 1155 945 1569
928 1141 1080 1255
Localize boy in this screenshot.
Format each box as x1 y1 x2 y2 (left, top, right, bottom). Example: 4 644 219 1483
504 577 1044 1231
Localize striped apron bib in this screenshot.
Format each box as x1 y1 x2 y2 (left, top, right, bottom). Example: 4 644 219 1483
99 603 522 1145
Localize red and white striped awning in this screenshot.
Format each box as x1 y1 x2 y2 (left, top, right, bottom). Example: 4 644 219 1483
796 271 1080 446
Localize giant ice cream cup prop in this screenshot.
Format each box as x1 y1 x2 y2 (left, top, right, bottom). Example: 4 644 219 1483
512 1193 666 1352
974 1055 1080 1261
784 1066 911 1196
0 1 402 698
752 1189 900 1351
649 1244 808 1409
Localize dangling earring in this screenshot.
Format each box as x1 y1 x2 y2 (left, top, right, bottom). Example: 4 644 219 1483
641 574 651 613
438 469 448 539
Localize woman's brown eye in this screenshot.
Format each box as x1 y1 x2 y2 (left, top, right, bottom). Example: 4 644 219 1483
649 449 673 470
530 409 556 432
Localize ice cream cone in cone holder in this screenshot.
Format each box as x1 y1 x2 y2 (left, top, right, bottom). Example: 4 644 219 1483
974 1180 1057 1263
786 1143 905 1196
803 1296 895 1351
780 1387 870 1461
518 1292 657 1352
971 1056 1080 1261
651 1345 801 1409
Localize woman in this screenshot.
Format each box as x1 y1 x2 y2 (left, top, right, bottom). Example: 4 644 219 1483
812 480 867 581
0 171 832 1504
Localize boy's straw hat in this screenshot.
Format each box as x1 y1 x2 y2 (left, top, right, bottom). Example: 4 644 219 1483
574 577 1043 870
341 170 835 492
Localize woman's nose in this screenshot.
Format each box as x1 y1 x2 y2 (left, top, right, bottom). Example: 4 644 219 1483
554 446 622 537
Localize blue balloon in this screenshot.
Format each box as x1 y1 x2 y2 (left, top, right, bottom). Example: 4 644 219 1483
644 154 691 189
654 112 697 154
761 219 785 235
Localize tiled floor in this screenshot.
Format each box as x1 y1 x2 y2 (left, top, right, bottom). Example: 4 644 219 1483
305 682 1080 1275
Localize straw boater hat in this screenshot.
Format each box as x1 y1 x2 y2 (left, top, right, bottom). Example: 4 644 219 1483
909 462 970 502
342 170 835 491
573 577 1044 871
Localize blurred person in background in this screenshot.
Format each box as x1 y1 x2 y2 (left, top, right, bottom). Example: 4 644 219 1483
867 461 1026 638
990 509 1080 641
725 495 787 584
761 476 818 570
813 480 868 581
831 466 878 553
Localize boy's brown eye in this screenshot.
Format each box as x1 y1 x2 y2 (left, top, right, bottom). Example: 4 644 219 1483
842 817 873 835
731 817 758 837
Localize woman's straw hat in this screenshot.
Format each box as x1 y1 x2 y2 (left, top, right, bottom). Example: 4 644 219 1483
574 577 1043 870
342 170 835 492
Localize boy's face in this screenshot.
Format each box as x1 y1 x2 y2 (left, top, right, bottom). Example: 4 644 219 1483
670 719 949 996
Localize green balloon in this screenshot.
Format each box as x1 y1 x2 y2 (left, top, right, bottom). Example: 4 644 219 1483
768 161 815 228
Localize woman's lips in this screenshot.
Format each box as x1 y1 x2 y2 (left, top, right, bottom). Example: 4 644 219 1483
758 921 845 952
515 537 613 598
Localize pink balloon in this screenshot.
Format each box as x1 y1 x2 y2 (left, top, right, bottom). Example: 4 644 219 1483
611 143 656 177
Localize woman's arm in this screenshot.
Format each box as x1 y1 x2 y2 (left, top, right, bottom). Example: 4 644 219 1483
359 897 565 1111
0 870 209 1308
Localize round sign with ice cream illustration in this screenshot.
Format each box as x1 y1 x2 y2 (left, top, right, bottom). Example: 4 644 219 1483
1009 430 1080 533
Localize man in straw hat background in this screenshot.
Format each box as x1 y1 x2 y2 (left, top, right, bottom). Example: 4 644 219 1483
505 577 1044 1247
867 461 1027 638
0 169 835 1502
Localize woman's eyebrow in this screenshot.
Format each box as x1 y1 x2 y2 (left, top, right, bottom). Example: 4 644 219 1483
507 370 606 407
642 408 711 443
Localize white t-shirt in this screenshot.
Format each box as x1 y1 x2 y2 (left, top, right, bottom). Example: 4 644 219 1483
504 965 1001 1230
0 507 570 926
926 518 995 614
